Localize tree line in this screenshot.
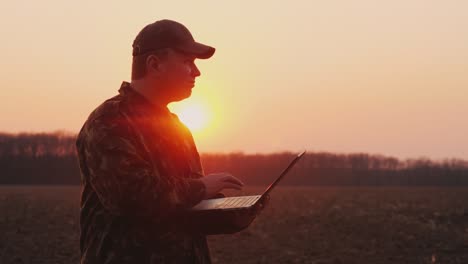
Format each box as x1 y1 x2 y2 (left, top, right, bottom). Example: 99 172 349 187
1 132 467 186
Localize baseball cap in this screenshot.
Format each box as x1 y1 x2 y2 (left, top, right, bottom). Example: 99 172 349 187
132 19 215 59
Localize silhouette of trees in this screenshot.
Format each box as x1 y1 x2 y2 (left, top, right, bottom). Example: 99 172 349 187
0 132 80 184
0 132 467 186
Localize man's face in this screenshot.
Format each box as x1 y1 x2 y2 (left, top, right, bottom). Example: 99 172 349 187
153 49 201 102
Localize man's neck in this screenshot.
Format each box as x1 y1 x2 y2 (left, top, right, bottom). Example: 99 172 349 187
130 79 169 109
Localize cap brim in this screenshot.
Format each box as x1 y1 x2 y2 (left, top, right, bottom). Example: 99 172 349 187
176 41 215 59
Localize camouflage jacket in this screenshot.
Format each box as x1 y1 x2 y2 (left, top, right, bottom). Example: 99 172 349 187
76 81 211 263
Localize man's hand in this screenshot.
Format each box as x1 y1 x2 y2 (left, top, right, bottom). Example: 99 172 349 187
200 173 244 199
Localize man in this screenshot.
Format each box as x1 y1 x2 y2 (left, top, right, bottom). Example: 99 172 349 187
76 19 263 263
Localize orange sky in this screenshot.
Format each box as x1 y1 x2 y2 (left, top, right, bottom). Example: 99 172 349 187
1 0 467 160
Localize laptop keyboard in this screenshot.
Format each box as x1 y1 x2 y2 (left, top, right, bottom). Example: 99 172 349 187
214 196 260 209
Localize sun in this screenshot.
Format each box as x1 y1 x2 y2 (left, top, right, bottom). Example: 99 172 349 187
171 102 210 133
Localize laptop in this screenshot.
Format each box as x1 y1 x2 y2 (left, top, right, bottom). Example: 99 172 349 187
190 151 306 211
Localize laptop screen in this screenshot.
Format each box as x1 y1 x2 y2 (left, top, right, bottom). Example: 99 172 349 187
261 151 306 197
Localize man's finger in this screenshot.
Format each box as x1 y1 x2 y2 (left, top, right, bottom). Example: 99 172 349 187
222 182 243 190
223 176 244 186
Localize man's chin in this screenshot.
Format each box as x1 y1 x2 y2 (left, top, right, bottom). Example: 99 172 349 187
171 90 192 102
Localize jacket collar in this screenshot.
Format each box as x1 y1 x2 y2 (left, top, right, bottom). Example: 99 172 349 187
118 81 171 116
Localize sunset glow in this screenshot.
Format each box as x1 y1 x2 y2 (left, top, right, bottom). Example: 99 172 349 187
1 1 468 159
171 101 211 133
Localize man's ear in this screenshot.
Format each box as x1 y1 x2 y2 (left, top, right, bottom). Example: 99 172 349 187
146 55 163 74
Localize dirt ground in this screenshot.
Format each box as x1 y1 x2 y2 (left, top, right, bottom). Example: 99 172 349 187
1 186 468 264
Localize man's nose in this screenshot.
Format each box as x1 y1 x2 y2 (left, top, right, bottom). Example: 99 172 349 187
192 64 201 77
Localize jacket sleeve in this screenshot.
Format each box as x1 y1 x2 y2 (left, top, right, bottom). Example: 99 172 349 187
79 115 206 221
